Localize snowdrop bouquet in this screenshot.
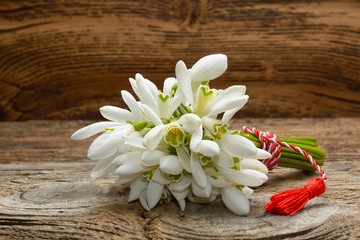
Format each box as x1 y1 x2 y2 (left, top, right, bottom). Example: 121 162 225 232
72 54 326 216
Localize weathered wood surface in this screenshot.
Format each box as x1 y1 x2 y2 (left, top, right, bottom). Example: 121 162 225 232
0 118 359 239
0 1 359 120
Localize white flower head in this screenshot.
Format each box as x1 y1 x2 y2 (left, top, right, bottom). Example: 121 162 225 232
71 54 271 216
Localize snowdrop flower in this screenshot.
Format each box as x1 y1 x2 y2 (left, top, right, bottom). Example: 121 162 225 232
71 53 274 216
176 54 228 102
129 73 182 119
71 94 146 178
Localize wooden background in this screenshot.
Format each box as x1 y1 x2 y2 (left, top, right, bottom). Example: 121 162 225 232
0 0 359 121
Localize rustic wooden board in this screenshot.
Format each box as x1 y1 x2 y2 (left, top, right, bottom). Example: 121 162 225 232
0 118 359 239
0 1 359 120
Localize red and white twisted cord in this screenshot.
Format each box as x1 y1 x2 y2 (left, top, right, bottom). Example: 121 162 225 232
242 126 327 182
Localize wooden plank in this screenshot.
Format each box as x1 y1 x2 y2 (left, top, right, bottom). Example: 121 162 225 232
0 118 359 239
0 1 359 120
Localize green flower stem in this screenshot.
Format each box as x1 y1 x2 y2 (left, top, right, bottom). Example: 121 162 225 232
240 132 325 171
177 104 189 116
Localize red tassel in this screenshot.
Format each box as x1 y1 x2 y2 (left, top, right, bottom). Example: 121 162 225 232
265 178 326 216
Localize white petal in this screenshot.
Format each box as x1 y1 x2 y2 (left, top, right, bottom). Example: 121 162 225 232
187 190 216 204
240 159 269 174
255 149 272 159
116 173 141 185
90 156 115 179
157 93 171 119
222 107 240 123
213 150 234 168
140 190 150 211
143 125 166 150
121 90 142 120
217 85 246 99
144 78 159 99
176 146 192 173
221 186 250 215
140 104 163 126
115 160 143 175
190 153 207 188
152 170 172 185
206 86 247 115
129 77 139 98
100 106 135 122
87 129 128 160
112 152 142 165
168 91 183 117
219 167 268 187
208 95 249 116
141 150 167 166
71 122 119 140
194 85 218 115
176 60 194 105
191 180 211 198
169 175 192 192
190 126 202 152
201 116 223 135
220 134 258 159
198 140 220 157
178 199 186 211
163 77 177 96
171 188 189 202
170 189 189 211
211 188 221 196
159 155 183 175
135 74 158 112
123 136 147 151
206 176 231 188
242 186 254 197
129 179 148 202
178 113 202 133
147 181 164 209
189 54 228 82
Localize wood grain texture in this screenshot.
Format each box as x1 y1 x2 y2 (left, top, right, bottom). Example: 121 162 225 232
0 118 359 239
0 1 359 120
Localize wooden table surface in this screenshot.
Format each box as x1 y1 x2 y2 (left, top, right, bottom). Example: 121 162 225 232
0 118 359 239
1 1 359 121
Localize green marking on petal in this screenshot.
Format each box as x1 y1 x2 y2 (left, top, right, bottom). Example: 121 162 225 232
202 136 213 141
142 171 154 182
199 154 212 166
171 83 178 95
200 84 217 96
231 164 241 171
232 157 241 164
213 123 229 139
164 126 185 147
161 191 172 203
169 172 183 183
158 92 170 103
195 85 218 115
200 81 209 85
235 184 245 190
104 127 115 132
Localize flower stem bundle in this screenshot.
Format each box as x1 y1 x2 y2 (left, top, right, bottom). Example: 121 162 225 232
241 133 325 171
